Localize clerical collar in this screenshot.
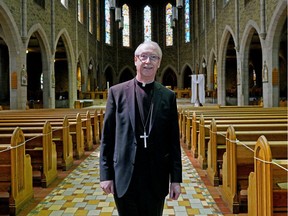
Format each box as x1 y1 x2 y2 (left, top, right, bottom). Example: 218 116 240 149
135 78 154 88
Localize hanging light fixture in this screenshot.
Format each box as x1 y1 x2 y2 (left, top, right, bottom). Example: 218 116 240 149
109 0 115 9
119 16 124 30
172 6 178 21
170 16 176 28
176 0 183 8
115 7 121 22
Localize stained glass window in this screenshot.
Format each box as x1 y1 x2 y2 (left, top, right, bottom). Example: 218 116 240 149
89 0 93 33
105 0 111 44
122 4 130 47
211 0 215 20
224 0 230 5
144 6 152 41
166 3 173 46
61 0 68 8
96 0 100 41
202 1 205 31
40 73 43 90
78 0 83 23
185 0 190 43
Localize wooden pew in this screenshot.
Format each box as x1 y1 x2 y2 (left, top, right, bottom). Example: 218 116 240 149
69 113 85 159
92 109 101 144
206 118 288 186
185 107 287 158
247 135 288 216
0 127 33 216
0 117 74 171
88 108 104 142
47 108 101 145
51 116 74 170
174 89 191 98
0 109 94 153
73 99 93 108
25 121 58 187
178 108 183 139
181 107 222 148
43 110 94 150
206 118 225 186
0 113 85 159
181 107 287 145
197 114 210 169
220 126 288 213
189 110 287 157
80 108 104 144
81 111 93 150
57 110 94 150
0 121 58 188
53 108 103 145
81 90 107 100
99 109 104 140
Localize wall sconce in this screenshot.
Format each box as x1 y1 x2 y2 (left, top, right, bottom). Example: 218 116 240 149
202 62 206 68
115 7 121 22
109 0 115 9
237 63 242 85
176 0 183 8
172 6 178 21
262 61 268 82
21 65 28 86
51 70 55 88
89 63 93 70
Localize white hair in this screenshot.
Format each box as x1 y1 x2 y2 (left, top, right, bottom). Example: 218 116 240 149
134 41 162 59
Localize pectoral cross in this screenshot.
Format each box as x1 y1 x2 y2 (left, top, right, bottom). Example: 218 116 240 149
140 130 148 148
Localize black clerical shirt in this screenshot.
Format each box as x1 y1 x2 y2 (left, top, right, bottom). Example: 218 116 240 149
129 78 157 198
134 78 154 149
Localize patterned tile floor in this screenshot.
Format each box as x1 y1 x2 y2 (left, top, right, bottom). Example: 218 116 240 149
20 144 229 216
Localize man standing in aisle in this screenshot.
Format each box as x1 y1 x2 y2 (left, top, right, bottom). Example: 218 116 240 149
99 41 182 216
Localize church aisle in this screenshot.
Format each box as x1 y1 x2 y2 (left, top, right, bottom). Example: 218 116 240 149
24 145 225 216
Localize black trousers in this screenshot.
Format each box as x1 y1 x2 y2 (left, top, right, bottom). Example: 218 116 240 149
114 189 165 216
114 136 166 216
114 153 165 216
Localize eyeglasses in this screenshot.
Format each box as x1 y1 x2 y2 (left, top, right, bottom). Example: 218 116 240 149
136 54 160 62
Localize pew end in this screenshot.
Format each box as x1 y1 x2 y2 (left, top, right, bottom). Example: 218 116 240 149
221 126 288 214
0 128 34 216
247 136 288 216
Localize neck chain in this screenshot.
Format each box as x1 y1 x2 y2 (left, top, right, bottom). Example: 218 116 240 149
135 84 154 148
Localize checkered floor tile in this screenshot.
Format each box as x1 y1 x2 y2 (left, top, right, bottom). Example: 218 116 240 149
27 147 223 216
